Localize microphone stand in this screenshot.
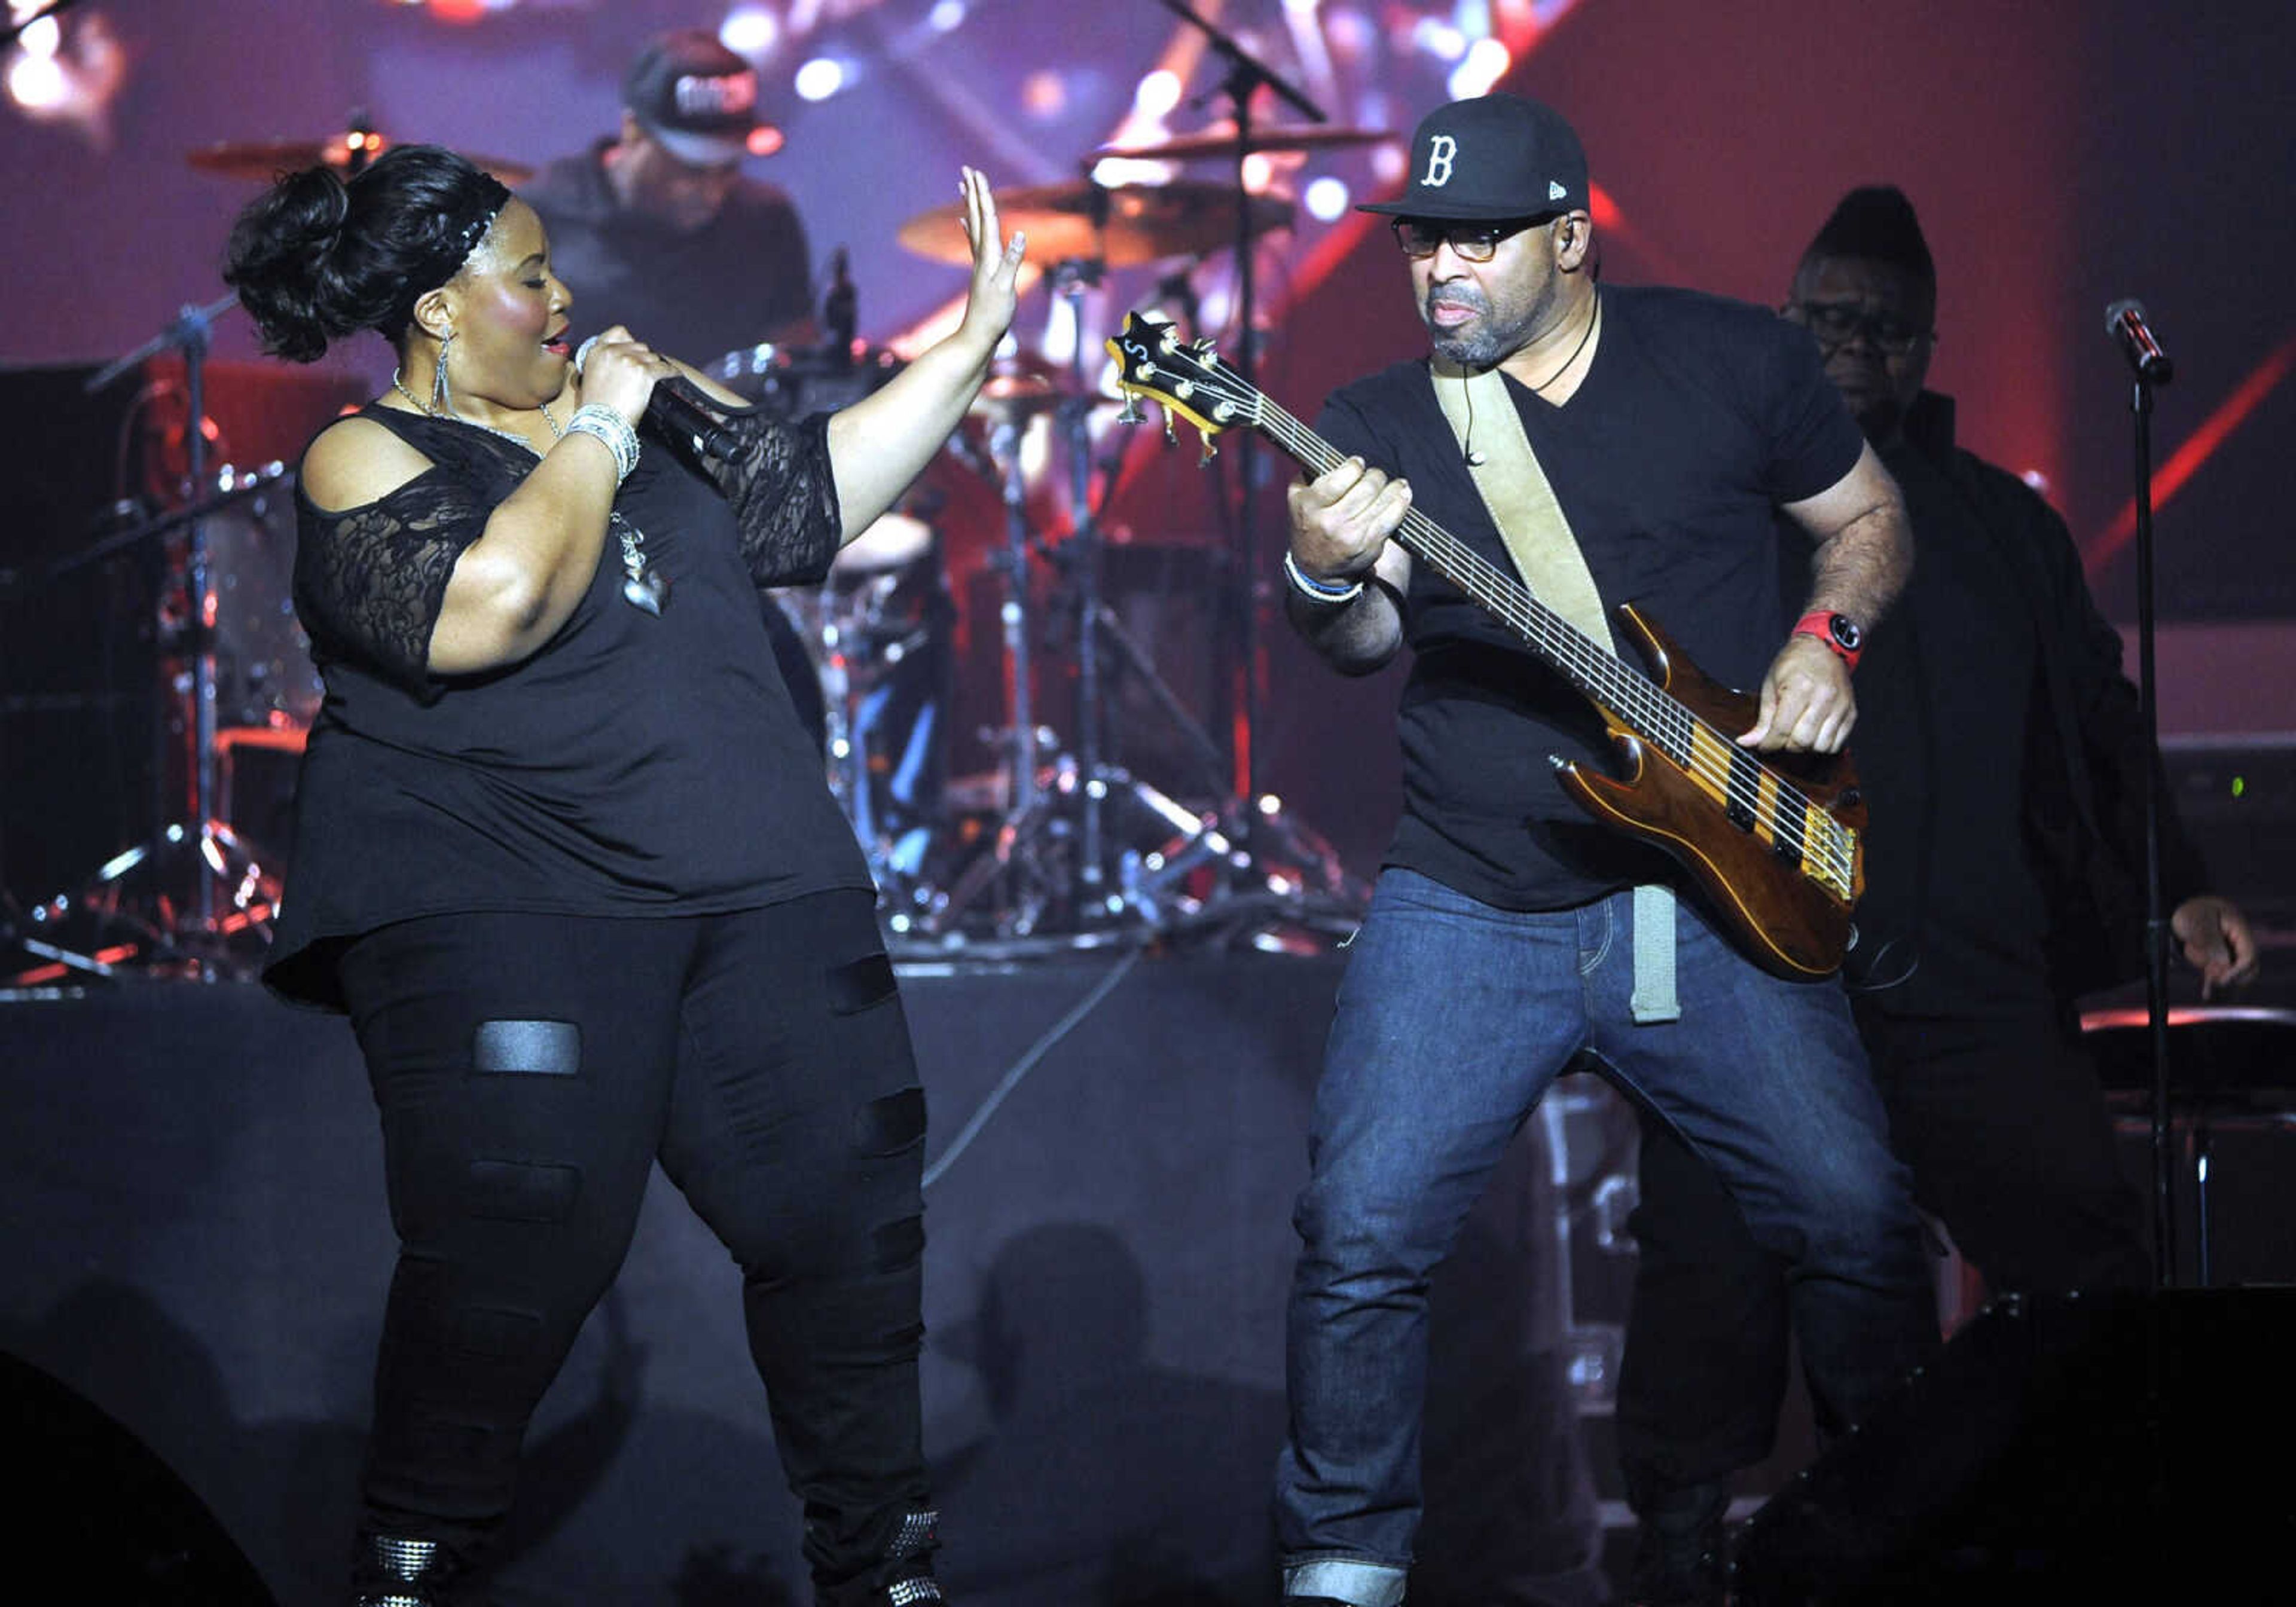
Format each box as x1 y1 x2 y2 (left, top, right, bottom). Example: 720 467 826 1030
2125 360 2177 1287
1052 258 1113 921
1155 0 1324 842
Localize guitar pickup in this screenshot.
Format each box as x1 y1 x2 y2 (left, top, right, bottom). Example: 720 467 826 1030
1723 748 1760 835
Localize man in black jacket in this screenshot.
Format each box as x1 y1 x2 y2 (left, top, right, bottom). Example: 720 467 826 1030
1611 185 2259 1606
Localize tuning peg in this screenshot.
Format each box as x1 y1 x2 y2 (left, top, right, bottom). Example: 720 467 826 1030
1162 414 1177 445
1196 429 1218 466
1118 394 1143 426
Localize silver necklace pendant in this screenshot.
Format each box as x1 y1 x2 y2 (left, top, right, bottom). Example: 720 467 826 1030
622 566 668 616
610 511 667 616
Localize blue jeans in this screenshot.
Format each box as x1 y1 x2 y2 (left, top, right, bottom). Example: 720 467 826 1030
1277 870 1937 1606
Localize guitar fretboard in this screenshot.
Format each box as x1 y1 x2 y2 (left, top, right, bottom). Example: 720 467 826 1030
1225 382 1856 903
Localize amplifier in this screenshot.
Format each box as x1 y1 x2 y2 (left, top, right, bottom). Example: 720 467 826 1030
2163 733 2296 925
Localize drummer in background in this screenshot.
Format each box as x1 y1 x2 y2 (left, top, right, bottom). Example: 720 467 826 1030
521 28 818 357
523 28 829 740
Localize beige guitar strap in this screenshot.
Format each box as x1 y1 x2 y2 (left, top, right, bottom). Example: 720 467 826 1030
1430 358 1680 1023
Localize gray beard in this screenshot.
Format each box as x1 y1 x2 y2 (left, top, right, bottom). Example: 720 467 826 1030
1431 327 1511 369
1425 274 1559 373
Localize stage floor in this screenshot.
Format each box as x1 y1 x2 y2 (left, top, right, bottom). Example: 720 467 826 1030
6 958 2291 1604
0 954 1622 1605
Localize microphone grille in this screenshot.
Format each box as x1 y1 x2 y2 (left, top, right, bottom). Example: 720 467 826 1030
573 334 600 375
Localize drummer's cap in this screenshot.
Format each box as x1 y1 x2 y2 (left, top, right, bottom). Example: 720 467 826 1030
624 29 775 169
1358 93 1588 222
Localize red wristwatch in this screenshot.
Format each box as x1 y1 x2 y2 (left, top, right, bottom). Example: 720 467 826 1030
1792 610 1864 671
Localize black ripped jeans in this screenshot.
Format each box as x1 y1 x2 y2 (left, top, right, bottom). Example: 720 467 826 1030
335 891 935 1602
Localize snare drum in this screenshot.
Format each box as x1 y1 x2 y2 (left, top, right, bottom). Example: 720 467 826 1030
709 341 906 421
771 513 949 884
200 469 322 728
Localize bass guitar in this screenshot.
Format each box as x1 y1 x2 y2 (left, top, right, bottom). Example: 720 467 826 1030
1104 310 1865 979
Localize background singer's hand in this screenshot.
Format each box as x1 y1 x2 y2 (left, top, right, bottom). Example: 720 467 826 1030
2173 894 2261 998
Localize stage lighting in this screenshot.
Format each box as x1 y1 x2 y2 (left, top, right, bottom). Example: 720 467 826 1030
5 48 64 111
1447 36 1509 98
1022 69 1068 120
1412 17 1468 62
794 56 849 102
721 5 781 57
1133 68 1181 118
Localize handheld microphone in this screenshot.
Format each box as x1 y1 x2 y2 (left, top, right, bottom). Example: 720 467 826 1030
573 335 741 462
2105 298 2175 385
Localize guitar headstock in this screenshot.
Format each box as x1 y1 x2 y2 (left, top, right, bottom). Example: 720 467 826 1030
1104 310 1259 463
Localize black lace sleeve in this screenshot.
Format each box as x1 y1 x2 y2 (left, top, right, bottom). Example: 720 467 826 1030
294 468 490 696
697 405 843 588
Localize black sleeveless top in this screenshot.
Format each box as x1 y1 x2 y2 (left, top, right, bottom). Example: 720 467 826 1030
263 400 871 1009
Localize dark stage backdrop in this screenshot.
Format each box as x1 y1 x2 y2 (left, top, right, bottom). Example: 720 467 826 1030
3 0 2289 621
0 958 1609 1607
2 6 2289 887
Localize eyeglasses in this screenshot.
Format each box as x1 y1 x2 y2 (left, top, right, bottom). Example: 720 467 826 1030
1390 217 1540 263
1790 301 1934 356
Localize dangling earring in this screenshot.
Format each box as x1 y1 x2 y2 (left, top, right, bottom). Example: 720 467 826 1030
432 329 456 417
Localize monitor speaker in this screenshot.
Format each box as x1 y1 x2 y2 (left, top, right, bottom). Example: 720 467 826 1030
1733 1287 2296 1603
0 1348 278 1603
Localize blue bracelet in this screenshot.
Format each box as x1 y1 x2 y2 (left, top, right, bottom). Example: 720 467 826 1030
1284 549 1365 604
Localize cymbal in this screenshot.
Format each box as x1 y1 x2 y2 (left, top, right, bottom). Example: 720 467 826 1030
898 179 1293 268
1092 124 1396 162
969 376 1125 423
963 350 1061 420
188 132 532 187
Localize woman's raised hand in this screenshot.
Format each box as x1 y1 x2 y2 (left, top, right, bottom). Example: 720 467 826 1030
953 167 1026 356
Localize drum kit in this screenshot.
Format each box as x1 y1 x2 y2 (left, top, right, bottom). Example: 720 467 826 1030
738 130 1401 953
8 106 1386 983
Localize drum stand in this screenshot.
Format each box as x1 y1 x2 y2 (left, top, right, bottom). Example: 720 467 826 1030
923 305 1076 942
926 259 1164 940
10 297 285 983
924 259 1363 948
1147 0 1370 939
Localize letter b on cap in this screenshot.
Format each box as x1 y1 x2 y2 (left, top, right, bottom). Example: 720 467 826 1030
1422 135 1457 188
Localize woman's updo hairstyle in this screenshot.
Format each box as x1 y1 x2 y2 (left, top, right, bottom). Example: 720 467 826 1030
222 144 512 364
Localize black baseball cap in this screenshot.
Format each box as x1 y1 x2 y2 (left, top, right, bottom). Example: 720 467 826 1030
622 29 773 167
1359 93 1589 222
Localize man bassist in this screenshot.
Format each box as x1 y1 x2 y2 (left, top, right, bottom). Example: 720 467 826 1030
1262 93 1932 1607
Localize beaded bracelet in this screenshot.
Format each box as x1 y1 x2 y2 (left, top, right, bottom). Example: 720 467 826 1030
1283 548 1366 606
564 404 640 484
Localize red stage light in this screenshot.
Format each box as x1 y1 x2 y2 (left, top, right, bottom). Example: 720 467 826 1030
2086 331 2296 574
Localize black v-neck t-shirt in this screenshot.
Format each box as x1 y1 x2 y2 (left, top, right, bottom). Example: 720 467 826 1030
1315 285 1865 911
